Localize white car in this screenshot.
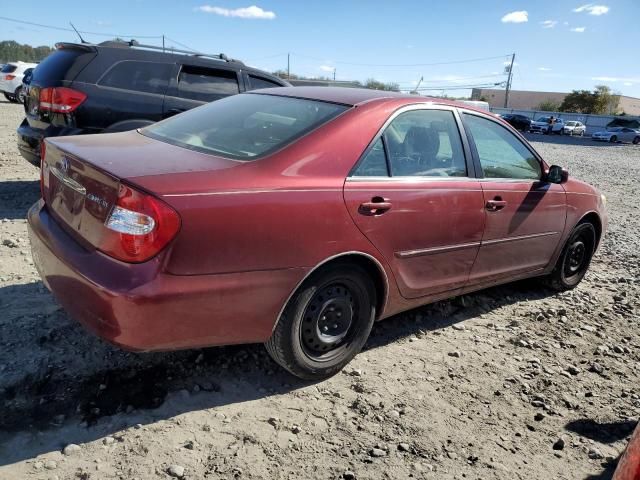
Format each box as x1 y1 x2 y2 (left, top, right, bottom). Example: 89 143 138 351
529 116 565 134
592 127 640 144
0 61 37 103
563 121 586 136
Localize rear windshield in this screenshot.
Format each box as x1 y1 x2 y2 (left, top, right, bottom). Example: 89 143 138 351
1 64 17 73
31 48 89 83
142 93 349 160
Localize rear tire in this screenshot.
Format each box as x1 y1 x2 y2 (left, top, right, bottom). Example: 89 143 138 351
543 223 596 291
610 135 618 143
14 86 25 103
265 263 376 380
633 136 640 145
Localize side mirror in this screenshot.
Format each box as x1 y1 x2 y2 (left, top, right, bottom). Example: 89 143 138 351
547 165 569 184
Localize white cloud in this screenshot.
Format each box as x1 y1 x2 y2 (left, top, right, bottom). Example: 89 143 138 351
501 11 528 23
541 20 558 28
319 65 335 72
592 76 640 83
196 5 276 19
624 82 633 86
538 67 552 71
573 4 609 15
570 26 586 32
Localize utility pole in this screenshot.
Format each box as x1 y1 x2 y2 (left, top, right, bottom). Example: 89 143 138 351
162 35 165 53
504 52 515 108
333 68 336 81
410 76 423 94
287 53 290 80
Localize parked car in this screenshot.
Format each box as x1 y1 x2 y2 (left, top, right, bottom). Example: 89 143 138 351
0 61 38 103
500 113 531 132
613 421 640 480
563 121 586 136
17 40 290 166
28 87 607 379
592 127 640 144
529 116 565 134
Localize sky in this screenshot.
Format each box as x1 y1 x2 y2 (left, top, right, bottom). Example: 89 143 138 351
1 0 639 98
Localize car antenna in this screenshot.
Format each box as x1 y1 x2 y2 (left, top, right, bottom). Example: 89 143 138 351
69 22 87 44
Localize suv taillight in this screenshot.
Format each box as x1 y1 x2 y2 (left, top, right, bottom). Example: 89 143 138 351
39 87 87 113
98 184 181 263
5 75 16 81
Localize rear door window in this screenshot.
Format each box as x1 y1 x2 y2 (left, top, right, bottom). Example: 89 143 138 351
177 66 239 101
2 64 17 73
248 75 282 90
98 60 172 94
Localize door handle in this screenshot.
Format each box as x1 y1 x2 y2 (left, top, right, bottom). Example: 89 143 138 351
359 197 392 216
486 197 507 212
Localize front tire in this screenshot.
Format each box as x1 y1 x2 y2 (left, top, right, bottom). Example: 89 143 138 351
544 223 596 291
265 263 376 380
610 135 618 143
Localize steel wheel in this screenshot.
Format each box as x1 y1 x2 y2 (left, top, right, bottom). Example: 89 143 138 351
544 222 596 291
265 263 376 380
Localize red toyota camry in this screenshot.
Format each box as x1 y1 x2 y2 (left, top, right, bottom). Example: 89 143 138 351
28 87 607 379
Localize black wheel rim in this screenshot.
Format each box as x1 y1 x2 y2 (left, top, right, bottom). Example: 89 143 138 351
299 281 361 362
562 230 592 281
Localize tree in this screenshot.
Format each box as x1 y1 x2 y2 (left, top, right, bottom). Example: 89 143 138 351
560 85 621 114
0 41 53 63
364 78 399 92
537 99 561 112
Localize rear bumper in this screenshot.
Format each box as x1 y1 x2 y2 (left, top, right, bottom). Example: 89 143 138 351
17 119 86 167
28 201 307 351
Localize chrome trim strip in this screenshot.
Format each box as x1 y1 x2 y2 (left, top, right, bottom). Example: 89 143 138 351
481 231 559 246
346 176 476 182
395 232 559 258
270 251 390 333
395 241 481 258
50 166 86 195
163 189 342 197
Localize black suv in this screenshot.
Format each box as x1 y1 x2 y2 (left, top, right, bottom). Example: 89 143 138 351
17 40 290 166
500 113 531 132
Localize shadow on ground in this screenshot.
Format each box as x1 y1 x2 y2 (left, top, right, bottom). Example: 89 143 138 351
0 180 39 220
565 418 637 480
0 277 557 465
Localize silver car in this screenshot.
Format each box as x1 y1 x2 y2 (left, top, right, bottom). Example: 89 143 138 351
563 121 586 136
592 127 640 144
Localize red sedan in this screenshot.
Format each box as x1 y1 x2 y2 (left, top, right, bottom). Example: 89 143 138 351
28 87 607 379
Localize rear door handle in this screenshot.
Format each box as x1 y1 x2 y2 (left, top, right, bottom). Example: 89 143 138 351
485 198 507 212
359 197 392 216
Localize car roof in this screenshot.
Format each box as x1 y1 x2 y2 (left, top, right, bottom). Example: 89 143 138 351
249 86 468 108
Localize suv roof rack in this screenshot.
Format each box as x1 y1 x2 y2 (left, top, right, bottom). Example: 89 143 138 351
96 39 245 65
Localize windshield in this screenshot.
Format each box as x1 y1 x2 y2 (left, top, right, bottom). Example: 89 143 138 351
142 93 349 160
566 122 577 126
536 117 550 122
607 127 622 132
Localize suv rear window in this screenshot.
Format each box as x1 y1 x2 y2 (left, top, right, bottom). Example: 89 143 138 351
1 64 17 73
32 49 90 83
177 66 239 101
98 60 172 94
142 93 348 160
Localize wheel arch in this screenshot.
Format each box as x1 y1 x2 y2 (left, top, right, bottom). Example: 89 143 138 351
577 211 603 250
272 252 389 333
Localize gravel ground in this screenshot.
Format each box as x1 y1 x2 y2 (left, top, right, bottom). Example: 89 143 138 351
0 98 638 480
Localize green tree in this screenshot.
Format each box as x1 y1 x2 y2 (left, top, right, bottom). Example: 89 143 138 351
593 85 620 114
537 99 561 112
560 85 622 114
364 78 399 91
0 40 53 63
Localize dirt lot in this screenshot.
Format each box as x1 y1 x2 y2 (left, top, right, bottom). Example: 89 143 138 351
0 98 638 480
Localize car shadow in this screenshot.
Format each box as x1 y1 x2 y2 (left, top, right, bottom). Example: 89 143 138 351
0 180 40 220
524 133 634 148
0 277 557 466
564 418 637 480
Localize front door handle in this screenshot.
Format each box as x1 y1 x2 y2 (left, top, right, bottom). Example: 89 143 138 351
359 197 392 216
485 197 507 212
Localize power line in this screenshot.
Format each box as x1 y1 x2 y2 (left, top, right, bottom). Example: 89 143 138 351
0 15 162 39
290 52 511 68
163 36 196 52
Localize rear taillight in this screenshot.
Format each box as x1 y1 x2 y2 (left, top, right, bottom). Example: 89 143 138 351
5 75 16 80
39 87 87 113
98 184 180 263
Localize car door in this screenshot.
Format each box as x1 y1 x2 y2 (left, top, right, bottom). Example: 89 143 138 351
343 106 485 299
621 128 636 142
162 64 242 118
461 111 566 284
